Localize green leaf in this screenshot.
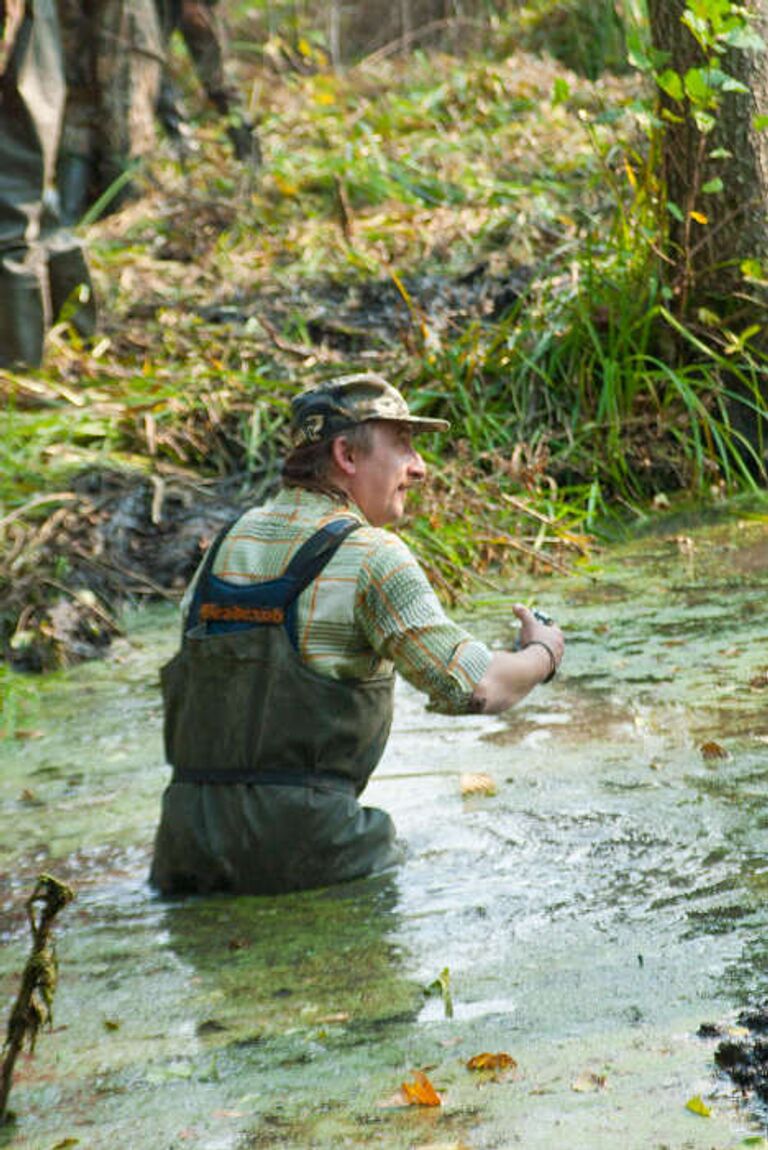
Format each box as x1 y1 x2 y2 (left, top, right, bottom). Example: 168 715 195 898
552 77 570 106
681 11 711 51
667 201 685 222
684 67 714 104
657 69 684 101
705 67 749 94
424 967 454 1019
626 34 652 72
707 147 731 159
723 26 766 52
741 258 767 281
693 109 717 133
753 114 768 131
701 177 724 193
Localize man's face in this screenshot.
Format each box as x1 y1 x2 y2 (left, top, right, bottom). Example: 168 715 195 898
345 421 426 526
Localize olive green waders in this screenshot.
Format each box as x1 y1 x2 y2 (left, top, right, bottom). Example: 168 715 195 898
0 0 95 367
150 519 398 896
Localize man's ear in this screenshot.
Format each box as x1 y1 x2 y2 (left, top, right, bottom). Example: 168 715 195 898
330 434 356 477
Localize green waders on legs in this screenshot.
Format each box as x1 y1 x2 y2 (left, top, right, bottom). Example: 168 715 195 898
0 0 95 369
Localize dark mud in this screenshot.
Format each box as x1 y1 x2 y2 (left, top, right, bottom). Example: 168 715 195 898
189 266 535 353
700 1006 768 1118
0 468 261 671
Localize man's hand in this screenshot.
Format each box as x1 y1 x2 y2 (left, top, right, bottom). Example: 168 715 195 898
512 603 564 680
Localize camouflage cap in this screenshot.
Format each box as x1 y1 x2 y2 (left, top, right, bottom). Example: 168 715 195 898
290 373 449 448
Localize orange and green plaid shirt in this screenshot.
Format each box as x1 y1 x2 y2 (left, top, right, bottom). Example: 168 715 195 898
184 487 491 715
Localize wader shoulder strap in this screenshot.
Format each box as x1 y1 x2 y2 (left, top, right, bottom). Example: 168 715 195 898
184 511 247 635
187 516 361 649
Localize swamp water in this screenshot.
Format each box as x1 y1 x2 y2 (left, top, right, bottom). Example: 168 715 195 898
1 510 767 1150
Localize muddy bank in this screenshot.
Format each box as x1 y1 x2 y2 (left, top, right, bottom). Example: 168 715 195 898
0 258 538 673
0 468 261 672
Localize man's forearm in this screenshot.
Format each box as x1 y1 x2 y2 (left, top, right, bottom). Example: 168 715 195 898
471 645 557 715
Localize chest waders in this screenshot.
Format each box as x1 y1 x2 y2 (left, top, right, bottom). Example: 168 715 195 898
150 517 397 896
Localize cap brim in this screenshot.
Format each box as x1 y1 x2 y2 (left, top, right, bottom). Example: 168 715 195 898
402 416 450 434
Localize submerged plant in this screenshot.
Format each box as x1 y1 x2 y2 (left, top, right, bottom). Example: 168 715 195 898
0 875 74 1123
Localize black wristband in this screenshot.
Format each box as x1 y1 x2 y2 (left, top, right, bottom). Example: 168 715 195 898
522 639 557 683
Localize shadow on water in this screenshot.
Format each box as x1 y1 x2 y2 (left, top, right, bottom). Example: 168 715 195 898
1 508 768 1148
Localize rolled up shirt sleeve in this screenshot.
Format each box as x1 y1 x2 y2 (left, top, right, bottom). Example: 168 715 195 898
355 532 492 714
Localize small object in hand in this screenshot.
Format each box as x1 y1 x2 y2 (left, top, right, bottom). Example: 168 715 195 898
514 606 555 650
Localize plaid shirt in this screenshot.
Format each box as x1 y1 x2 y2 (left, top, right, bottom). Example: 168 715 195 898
186 486 491 715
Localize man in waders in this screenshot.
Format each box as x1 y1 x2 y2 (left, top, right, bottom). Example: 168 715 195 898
150 374 564 896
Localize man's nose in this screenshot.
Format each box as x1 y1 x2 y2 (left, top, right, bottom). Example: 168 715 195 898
408 450 426 480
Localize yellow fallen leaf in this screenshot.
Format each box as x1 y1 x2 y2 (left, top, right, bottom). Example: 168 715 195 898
273 174 299 197
571 1072 607 1092
466 1052 517 1071
413 1144 471 1150
686 1094 712 1117
689 210 709 224
401 1070 442 1107
460 772 497 797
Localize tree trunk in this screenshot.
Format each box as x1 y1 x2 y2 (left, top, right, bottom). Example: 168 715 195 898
647 0 768 328
648 0 768 470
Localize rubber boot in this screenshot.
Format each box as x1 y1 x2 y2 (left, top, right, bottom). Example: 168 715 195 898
0 247 48 368
47 237 97 338
56 151 93 226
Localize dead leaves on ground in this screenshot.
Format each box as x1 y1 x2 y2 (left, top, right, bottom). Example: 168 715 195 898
459 772 497 797
380 1069 442 1109
699 740 730 762
381 1051 519 1110
466 1051 517 1072
571 1070 608 1093
466 1051 519 1084
401 1070 443 1107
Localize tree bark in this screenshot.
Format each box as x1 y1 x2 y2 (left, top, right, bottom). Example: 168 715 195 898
648 0 768 327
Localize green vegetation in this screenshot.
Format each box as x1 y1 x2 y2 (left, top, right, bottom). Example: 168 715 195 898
1 0 766 663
